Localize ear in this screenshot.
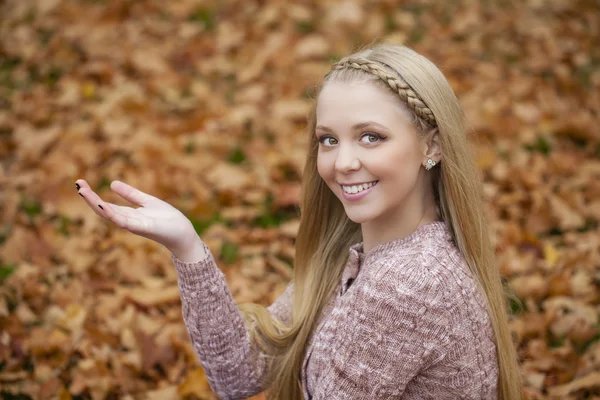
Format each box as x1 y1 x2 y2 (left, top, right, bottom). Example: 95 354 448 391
420 127 441 162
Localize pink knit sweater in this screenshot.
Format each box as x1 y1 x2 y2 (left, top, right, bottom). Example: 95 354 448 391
172 221 498 399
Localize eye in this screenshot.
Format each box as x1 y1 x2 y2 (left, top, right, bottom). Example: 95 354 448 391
317 136 338 146
360 132 385 144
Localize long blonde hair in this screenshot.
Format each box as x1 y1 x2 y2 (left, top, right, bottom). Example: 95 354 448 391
239 44 523 400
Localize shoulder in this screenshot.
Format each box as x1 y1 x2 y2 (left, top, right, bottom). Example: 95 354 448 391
361 253 454 324
376 242 493 339
370 224 458 275
362 242 481 330
369 245 457 304
377 230 472 287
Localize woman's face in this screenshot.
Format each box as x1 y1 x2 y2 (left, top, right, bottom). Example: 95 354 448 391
315 80 426 228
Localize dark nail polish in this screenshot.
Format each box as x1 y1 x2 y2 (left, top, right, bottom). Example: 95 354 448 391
98 204 104 210
75 183 81 190
79 193 84 198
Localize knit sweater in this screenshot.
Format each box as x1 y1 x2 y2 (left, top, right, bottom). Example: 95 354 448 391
172 221 498 399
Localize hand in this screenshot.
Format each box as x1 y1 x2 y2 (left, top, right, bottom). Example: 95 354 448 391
75 179 205 261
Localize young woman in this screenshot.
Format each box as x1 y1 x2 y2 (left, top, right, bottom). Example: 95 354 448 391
76 44 523 399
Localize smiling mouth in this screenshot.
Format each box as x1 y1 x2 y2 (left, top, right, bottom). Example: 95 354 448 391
340 180 379 194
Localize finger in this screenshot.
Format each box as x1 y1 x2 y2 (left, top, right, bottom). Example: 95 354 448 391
110 180 155 207
77 186 147 232
77 186 109 217
74 179 92 191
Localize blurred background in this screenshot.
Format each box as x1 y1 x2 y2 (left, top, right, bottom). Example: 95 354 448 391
0 0 599 399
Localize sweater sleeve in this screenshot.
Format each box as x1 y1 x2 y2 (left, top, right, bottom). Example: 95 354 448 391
266 280 294 326
172 241 293 399
312 262 451 399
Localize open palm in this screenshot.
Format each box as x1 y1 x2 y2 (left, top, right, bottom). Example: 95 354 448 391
75 179 198 255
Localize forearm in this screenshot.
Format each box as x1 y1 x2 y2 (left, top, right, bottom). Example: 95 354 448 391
172 241 268 399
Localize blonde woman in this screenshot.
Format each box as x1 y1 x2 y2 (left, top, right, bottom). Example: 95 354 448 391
76 44 523 399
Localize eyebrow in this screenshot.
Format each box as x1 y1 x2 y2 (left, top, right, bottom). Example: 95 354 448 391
315 121 391 133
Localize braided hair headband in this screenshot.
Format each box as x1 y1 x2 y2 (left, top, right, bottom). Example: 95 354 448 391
323 57 438 127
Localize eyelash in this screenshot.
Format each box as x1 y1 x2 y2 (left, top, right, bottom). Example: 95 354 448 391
317 133 386 146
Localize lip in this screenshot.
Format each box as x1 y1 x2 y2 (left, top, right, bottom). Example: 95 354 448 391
340 181 378 201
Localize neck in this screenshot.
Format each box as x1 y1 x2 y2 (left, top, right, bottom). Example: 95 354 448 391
361 176 439 253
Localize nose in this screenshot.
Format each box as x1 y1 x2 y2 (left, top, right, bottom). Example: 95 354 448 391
335 144 360 173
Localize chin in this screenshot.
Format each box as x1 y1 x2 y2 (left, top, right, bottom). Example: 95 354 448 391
344 211 375 224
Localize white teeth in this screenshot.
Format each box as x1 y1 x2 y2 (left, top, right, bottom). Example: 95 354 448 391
342 181 377 194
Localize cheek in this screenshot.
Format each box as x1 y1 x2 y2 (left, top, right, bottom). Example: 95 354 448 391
316 153 330 180
376 146 419 181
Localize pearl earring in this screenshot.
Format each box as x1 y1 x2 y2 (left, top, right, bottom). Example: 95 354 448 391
425 159 437 170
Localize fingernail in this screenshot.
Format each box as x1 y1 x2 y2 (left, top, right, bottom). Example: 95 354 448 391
98 204 104 210
75 183 81 190
79 193 84 198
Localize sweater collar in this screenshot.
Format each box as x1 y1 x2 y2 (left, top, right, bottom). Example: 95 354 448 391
342 221 452 288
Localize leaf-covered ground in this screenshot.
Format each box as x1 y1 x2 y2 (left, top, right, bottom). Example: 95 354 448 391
1 0 599 399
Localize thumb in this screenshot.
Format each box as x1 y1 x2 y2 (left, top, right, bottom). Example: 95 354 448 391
110 180 155 207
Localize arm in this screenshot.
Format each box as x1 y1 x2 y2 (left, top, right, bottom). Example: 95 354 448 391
311 263 451 399
266 280 294 327
74 180 290 397
172 241 293 400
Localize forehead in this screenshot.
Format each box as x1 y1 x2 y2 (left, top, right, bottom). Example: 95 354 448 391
316 80 412 128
